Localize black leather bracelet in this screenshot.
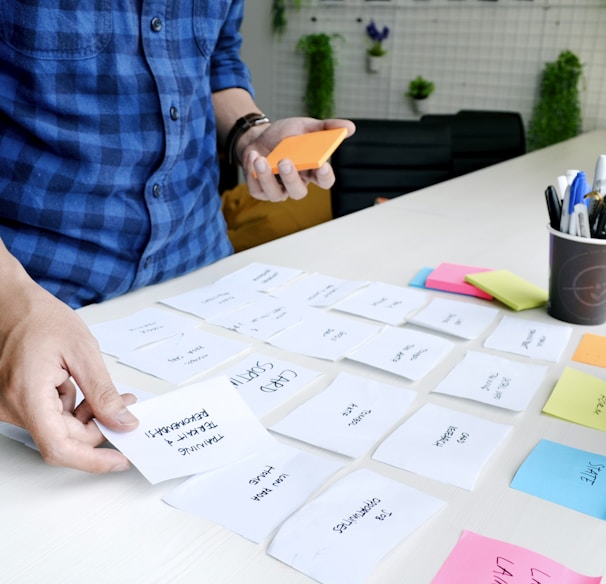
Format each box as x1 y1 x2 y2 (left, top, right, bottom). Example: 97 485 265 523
225 113 271 165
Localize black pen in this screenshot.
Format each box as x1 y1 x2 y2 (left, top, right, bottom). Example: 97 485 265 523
544 185 562 230
593 207 606 239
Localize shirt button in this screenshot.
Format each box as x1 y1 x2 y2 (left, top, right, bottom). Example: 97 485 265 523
170 106 179 121
152 183 162 198
150 17 163 32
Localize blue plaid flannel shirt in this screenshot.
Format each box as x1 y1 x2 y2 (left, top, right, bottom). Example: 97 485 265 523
0 0 252 308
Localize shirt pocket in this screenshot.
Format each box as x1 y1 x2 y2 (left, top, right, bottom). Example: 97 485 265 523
192 0 231 58
0 0 112 60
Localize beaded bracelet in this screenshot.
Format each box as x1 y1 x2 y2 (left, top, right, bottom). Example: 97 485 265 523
225 113 271 165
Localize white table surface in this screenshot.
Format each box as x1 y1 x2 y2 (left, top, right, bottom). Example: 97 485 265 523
3 130 606 583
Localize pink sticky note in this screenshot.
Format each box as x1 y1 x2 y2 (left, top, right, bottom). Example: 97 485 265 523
432 531 602 584
425 262 493 299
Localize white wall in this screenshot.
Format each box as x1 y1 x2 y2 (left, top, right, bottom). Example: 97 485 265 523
240 3 274 116
241 0 606 132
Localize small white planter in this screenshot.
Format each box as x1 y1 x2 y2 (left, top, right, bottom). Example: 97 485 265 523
410 96 432 116
367 54 384 73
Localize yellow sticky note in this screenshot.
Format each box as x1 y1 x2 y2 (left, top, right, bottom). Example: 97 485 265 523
464 269 548 311
572 334 606 368
543 367 606 431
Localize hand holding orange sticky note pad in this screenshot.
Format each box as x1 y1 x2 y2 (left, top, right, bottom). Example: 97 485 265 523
264 127 348 174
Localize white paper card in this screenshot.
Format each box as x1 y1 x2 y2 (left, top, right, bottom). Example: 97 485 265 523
160 283 264 320
89 307 198 357
347 326 454 381
119 329 248 385
432 350 548 411
163 443 343 543
483 315 572 362
271 273 367 307
208 297 304 341
270 372 416 458
217 262 304 292
332 281 429 325
267 468 445 584
373 403 512 490
97 377 275 484
408 297 499 340
215 352 322 418
268 310 381 361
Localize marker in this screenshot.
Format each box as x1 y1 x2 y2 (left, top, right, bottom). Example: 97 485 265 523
544 185 561 229
574 203 591 238
592 154 606 196
567 171 589 236
560 183 572 233
556 175 568 200
585 190 603 227
594 207 606 239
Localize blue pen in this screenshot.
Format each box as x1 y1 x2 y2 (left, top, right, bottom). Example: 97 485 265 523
568 171 588 235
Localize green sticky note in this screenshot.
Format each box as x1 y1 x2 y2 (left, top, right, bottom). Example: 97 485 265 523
543 367 606 431
464 269 548 311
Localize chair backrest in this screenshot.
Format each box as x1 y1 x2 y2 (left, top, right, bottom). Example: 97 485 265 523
421 110 526 177
330 119 452 218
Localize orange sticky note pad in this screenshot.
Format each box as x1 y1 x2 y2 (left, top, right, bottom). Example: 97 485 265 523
264 127 348 174
572 333 606 368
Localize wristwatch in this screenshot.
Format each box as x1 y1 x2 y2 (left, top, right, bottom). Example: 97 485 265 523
225 113 271 165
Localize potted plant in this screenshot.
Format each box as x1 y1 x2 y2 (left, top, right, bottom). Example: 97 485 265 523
271 0 303 36
526 50 583 151
297 33 341 119
365 20 389 73
406 75 435 115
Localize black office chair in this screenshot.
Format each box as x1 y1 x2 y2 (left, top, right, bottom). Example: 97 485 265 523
330 119 453 218
421 110 526 177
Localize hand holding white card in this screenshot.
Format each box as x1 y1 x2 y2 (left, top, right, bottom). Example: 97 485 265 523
97 377 276 484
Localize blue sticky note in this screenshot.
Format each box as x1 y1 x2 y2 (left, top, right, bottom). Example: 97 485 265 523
409 266 434 288
511 439 606 519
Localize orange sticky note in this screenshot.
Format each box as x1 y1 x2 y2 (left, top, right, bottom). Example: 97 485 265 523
264 127 348 174
572 333 606 368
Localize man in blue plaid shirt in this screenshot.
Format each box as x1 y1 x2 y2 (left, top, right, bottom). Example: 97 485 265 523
0 0 354 473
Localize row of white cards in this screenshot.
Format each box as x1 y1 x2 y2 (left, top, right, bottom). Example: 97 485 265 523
91 264 571 389
10 262 575 584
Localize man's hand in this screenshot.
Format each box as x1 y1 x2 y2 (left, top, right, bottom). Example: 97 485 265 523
0 243 139 473
239 117 356 203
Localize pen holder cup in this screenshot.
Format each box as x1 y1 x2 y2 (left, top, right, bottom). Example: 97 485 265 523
548 225 606 325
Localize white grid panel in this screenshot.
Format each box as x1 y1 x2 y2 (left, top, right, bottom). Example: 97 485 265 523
271 1 606 132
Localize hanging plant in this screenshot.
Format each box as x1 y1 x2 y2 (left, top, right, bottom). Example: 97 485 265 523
527 50 584 151
271 0 303 36
296 33 341 119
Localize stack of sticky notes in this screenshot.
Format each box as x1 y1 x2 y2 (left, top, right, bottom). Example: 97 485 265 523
410 262 548 311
